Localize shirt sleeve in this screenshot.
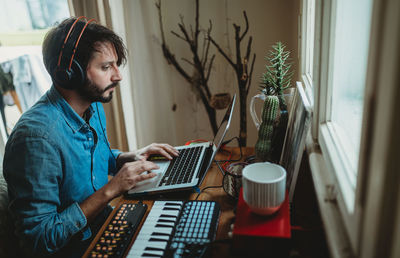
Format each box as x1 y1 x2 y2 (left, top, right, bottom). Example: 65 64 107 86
3 136 87 256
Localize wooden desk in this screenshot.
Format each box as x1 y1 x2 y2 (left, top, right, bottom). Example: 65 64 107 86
83 147 253 258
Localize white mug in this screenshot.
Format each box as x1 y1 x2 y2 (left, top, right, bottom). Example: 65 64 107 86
242 162 286 215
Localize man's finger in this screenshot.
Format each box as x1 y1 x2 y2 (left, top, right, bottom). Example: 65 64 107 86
157 149 173 160
125 161 159 173
136 172 157 182
162 144 179 156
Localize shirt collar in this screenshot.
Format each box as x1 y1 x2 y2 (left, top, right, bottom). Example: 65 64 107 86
47 86 96 133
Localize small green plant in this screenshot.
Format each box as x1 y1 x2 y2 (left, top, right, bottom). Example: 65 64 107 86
255 42 294 162
260 41 294 110
255 95 279 161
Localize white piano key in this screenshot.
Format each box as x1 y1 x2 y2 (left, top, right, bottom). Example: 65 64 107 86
131 240 167 251
128 241 167 257
136 233 170 241
137 227 173 236
127 201 182 258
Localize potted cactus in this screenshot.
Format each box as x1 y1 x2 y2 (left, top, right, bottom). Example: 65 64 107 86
255 42 294 162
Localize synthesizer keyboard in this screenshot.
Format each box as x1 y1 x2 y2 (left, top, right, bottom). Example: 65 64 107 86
88 202 147 258
128 200 220 258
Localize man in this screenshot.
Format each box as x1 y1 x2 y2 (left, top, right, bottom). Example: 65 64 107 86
3 17 178 257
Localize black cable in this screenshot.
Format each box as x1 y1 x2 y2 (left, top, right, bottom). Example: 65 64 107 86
194 185 223 200
96 103 117 161
215 136 243 163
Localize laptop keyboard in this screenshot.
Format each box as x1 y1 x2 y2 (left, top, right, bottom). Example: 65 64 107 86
158 146 203 187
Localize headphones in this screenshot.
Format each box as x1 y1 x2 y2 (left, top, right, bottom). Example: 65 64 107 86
52 16 96 90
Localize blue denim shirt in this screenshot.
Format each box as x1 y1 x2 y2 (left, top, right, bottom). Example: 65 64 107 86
3 86 121 256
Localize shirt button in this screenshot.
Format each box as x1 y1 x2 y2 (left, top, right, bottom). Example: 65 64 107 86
89 138 92 141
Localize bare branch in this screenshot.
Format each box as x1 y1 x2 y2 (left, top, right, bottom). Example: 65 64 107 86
178 23 192 44
202 20 213 67
233 24 241 66
239 11 249 41
209 35 236 68
201 31 207 64
161 44 191 83
203 36 211 67
245 36 253 60
156 0 166 43
206 54 215 82
156 0 191 84
179 14 186 30
182 57 195 67
156 0 218 135
190 24 194 39
171 30 186 41
195 0 200 43
246 53 256 94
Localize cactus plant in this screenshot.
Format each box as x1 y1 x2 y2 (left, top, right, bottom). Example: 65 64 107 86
261 42 294 112
255 42 294 162
255 95 280 161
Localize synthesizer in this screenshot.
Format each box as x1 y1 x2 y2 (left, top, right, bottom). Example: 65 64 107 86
87 200 220 258
128 200 220 257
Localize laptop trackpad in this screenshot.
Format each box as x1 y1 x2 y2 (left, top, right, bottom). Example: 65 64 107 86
131 161 168 191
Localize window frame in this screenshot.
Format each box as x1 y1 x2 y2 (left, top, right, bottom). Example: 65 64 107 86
315 0 378 251
321 0 361 251
302 0 374 254
300 0 315 105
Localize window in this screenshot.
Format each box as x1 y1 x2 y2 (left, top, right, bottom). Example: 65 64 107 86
0 0 70 142
328 0 373 181
318 0 373 211
302 0 375 254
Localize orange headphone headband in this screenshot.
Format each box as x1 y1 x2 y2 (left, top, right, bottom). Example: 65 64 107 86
57 16 97 70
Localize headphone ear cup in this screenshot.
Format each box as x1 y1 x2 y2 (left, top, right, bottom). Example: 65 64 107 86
69 59 85 88
52 59 85 90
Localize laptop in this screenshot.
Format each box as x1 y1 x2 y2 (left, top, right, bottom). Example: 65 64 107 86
127 94 236 197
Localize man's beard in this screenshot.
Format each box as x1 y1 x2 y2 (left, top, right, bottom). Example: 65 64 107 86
78 79 118 103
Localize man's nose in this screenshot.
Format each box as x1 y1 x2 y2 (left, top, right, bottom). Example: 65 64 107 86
112 66 122 82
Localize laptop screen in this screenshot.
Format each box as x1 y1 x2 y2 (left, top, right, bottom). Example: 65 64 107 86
212 94 236 150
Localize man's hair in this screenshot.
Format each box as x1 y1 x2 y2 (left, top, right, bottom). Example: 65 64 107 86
42 17 127 77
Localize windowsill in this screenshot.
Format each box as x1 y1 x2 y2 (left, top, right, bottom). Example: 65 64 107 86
305 133 354 258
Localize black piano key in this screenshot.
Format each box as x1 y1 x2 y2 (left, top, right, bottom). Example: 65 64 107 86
145 247 166 252
152 232 171 237
142 253 162 257
164 202 183 206
149 237 169 242
157 218 176 223
163 207 180 211
160 214 178 219
155 223 174 228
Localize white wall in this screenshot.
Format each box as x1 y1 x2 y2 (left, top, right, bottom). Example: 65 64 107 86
119 0 299 148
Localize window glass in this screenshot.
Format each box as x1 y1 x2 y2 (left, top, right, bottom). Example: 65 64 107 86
0 0 70 46
301 0 315 102
330 0 373 179
305 0 315 80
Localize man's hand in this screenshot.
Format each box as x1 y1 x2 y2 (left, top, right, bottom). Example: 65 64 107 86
80 160 158 223
136 143 179 160
116 143 179 169
105 160 159 198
